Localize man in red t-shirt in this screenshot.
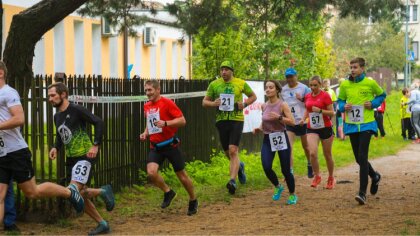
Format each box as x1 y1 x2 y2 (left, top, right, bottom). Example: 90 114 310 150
139 80 198 216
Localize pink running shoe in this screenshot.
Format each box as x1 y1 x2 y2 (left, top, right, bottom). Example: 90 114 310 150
311 175 321 188
326 176 336 189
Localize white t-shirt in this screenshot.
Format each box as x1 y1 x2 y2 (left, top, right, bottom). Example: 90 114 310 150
0 85 28 153
281 82 311 125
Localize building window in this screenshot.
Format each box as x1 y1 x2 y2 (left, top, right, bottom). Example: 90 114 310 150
405 5 419 22
412 41 419 61
413 5 418 22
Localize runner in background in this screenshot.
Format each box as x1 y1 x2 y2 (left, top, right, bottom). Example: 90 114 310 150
139 79 198 215
322 79 337 108
281 68 313 178
400 88 415 141
202 61 257 194
335 78 346 140
407 82 420 143
337 57 385 205
304 76 335 189
373 100 386 139
253 80 297 204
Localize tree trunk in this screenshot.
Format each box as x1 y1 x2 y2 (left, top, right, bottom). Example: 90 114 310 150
3 0 88 95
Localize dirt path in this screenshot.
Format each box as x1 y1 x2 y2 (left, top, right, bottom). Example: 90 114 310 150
18 144 420 235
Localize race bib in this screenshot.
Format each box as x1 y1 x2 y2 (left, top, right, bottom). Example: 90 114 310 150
0 133 6 157
147 112 162 135
219 94 235 111
71 160 92 184
347 105 364 123
309 112 325 129
269 132 288 152
290 105 302 124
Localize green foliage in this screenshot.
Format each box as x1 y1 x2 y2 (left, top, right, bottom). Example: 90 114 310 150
192 6 330 80
332 17 405 78
192 25 259 79
167 0 236 38
78 0 152 36
314 30 336 79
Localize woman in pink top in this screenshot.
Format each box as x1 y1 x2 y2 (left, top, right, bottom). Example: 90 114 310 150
303 76 335 189
253 80 297 205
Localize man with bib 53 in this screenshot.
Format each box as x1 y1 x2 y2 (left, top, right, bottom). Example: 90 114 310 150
337 57 385 205
48 83 115 235
203 61 256 194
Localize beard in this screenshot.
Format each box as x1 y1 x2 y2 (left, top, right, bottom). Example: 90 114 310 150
51 99 63 108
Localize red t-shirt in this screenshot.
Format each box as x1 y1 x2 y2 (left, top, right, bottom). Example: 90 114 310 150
304 90 333 128
144 96 183 143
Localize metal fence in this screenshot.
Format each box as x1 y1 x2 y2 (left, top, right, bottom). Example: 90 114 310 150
16 75 262 214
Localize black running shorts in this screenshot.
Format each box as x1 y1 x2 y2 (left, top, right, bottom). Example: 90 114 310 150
215 120 244 151
147 146 185 172
307 127 334 140
0 148 34 184
286 124 308 136
66 156 96 185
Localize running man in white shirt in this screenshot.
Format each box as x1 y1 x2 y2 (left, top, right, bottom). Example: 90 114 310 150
281 68 313 178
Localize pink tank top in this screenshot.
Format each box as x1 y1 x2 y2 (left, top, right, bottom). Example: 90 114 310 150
262 100 286 134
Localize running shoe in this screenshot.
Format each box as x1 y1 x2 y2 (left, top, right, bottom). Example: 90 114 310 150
370 172 381 195
307 164 314 178
4 224 20 232
238 162 247 184
412 138 420 144
325 176 336 189
310 175 321 188
88 221 110 235
355 192 366 205
272 185 284 201
100 185 115 211
161 189 177 209
226 179 237 195
68 184 84 214
286 194 298 205
187 199 199 216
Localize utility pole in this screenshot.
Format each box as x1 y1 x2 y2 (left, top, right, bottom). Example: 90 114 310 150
404 0 409 88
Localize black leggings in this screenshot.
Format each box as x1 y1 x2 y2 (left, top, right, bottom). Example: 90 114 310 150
349 131 377 194
261 134 295 193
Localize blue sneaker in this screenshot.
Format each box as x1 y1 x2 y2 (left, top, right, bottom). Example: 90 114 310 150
238 162 246 184
100 185 115 211
88 221 110 235
68 184 84 214
307 165 314 178
272 185 284 201
226 179 237 195
286 194 298 205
